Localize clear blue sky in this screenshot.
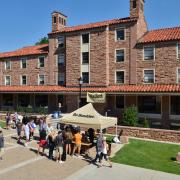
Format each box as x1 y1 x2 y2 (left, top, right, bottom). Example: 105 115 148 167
0 0 179 52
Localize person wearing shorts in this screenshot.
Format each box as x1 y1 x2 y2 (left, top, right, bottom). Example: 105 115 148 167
72 130 82 157
37 133 47 156
55 131 64 163
65 128 73 155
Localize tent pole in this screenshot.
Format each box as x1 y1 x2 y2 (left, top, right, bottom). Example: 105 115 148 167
116 124 118 137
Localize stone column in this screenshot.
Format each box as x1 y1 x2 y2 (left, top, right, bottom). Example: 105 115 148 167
162 95 170 129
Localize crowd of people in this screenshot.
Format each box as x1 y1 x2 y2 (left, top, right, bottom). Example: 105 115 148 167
0 112 113 167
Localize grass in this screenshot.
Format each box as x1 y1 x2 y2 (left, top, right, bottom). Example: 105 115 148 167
0 120 6 128
111 139 180 175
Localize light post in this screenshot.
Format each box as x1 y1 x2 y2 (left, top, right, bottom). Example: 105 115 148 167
78 77 83 108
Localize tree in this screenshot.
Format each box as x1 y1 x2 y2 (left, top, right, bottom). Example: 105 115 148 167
35 37 49 45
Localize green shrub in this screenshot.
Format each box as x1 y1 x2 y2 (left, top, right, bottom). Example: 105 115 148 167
122 106 138 127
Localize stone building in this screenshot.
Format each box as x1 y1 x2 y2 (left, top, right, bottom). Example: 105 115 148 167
0 0 180 129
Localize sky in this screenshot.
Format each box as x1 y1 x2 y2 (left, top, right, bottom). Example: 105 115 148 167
0 0 179 52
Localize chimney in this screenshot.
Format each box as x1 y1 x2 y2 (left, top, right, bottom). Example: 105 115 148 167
52 11 67 32
130 0 145 18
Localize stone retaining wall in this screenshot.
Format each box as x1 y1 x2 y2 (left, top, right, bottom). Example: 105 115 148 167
108 126 180 143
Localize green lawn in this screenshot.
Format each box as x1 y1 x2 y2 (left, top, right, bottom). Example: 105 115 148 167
0 121 6 128
111 139 180 175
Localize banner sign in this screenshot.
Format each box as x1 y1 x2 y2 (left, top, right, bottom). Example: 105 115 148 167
87 92 106 103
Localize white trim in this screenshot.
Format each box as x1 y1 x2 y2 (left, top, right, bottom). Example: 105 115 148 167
20 58 27 69
143 45 155 61
115 27 126 42
38 56 45 68
4 75 11 86
38 74 45 85
115 48 126 63
80 32 90 84
115 70 125 84
20 75 27 85
4 60 11 70
177 43 180 60
143 68 155 84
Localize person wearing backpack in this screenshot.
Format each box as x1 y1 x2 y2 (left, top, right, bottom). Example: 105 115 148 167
0 128 4 160
55 131 64 163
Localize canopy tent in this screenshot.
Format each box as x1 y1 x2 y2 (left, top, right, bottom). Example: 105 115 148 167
60 103 117 130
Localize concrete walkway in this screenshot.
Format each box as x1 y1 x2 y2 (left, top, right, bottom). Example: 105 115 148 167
65 163 180 180
1 128 180 180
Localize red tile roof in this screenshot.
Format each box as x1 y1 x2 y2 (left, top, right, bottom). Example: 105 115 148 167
138 26 180 44
49 17 137 35
1 85 180 93
0 44 48 59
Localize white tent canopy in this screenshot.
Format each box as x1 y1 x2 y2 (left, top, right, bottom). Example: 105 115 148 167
60 103 117 129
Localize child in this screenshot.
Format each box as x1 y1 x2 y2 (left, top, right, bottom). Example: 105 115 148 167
0 128 4 160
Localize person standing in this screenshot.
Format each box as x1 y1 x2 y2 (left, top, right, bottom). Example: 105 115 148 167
39 118 47 140
99 137 112 168
0 128 4 160
24 122 30 147
16 120 23 143
48 130 56 160
92 133 103 163
5 112 11 130
72 130 82 157
65 128 73 155
55 131 64 163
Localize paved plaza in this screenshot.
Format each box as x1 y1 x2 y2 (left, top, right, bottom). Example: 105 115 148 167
0 129 180 180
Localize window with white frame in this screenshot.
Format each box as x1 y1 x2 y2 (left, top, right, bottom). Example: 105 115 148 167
38 57 45 68
116 49 125 62
116 28 125 41
5 60 11 70
82 72 89 83
21 75 27 85
82 34 89 44
58 73 65 85
38 75 45 85
58 54 65 65
116 71 124 84
5 76 11 85
82 52 89 64
177 43 180 59
21 59 27 68
144 46 155 60
144 69 154 83
177 68 180 83
58 36 64 48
